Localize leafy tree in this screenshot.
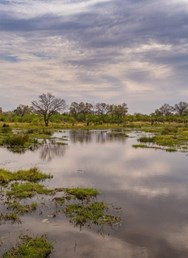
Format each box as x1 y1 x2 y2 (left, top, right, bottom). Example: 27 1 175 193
69 102 93 121
32 93 66 126
14 104 33 116
95 103 110 122
109 103 128 124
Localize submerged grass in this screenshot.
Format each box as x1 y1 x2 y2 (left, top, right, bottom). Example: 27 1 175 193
0 167 120 232
0 212 20 223
65 202 120 226
54 187 120 227
8 201 37 214
3 235 53 258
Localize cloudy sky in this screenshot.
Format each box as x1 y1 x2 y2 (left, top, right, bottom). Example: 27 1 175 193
0 0 188 113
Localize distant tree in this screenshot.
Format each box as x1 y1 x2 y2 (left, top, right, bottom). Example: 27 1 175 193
95 103 110 115
95 103 110 123
69 102 93 121
174 102 188 116
109 103 128 124
154 104 174 116
32 93 66 126
14 104 33 116
79 102 93 115
0 107 2 114
69 102 80 119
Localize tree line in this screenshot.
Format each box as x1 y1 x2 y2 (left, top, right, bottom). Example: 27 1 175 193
0 93 188 126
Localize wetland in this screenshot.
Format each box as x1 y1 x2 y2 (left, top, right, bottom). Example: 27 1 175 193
0 127 188 257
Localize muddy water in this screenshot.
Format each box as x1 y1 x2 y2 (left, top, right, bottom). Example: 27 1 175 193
0 130 188 258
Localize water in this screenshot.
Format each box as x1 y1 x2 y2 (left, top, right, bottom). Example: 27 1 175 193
0 130 188 258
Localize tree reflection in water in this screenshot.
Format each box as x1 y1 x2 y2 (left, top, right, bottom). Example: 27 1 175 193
69 130 92 144
69 130 128 144
40 140 67 161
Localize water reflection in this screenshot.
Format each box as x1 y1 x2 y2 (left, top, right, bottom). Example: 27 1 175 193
69 130 128 144
0 130 188 257
40 140 67 161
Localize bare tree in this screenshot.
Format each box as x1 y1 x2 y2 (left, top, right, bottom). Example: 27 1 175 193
174 102 188 116
95 103 110 115
32 93 66 126
155 104 174 116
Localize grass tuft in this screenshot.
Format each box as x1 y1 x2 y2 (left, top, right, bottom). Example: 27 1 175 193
3 235 53 258
64 187 99 200
7 182 54 199
0 167 52 185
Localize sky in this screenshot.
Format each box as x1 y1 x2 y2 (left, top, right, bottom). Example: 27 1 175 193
0 0 188 113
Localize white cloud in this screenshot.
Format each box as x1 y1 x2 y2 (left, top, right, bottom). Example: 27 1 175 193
0 0 112 18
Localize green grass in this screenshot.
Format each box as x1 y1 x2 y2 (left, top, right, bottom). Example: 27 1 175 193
14 168 53 183
138 136 155 143
3 235 53 258
2 134 30 147
132 144 154 149
0 167 54 222
7 182 54 199
134 124 188 151
0 167 52 185
64 187 99 200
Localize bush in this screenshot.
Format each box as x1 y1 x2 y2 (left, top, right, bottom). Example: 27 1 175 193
3 134 29 147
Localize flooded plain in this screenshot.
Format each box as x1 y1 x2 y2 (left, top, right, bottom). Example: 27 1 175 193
0 130 188 258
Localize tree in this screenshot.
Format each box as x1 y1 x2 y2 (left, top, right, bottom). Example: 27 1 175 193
32 93 66 126
95 102 110 123
154 104 174 116
14 104 33 116
69 102 93 121
174 102 188 116
109 103 128 124
69 102 80 119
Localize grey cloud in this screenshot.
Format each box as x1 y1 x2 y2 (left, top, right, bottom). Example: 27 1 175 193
0 0 188 112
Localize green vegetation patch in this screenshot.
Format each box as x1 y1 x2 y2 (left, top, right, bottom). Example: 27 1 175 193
0 167 52 185
134 124 188 152
27 128 53 139
3 134 31 147
7 182 54 199
0 168 54 223
65 202 120 226
138 136 155 143
14 168 52 183
3 235 53 258
133 144 153 149
64 187 99 201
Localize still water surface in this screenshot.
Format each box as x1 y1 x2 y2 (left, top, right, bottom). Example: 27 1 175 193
0 130 188 258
